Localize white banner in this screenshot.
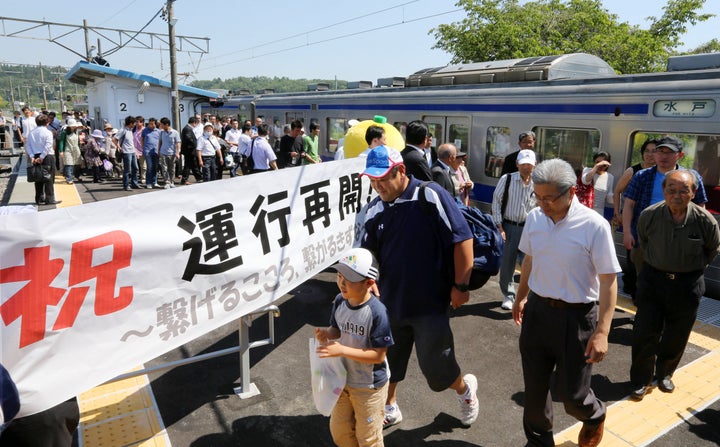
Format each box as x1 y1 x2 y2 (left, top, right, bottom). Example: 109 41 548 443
0 157 369 417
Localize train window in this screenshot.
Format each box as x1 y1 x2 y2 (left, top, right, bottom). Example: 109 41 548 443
448 121 469 153
485 127 512 177
426 123 443 151
394 122 407 141
631 131 720 213
327 118 347 153
535 127 601 173
285 113 304 124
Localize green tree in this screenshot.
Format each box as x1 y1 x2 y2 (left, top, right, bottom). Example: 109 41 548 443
431 0 713 74
686 38 720 54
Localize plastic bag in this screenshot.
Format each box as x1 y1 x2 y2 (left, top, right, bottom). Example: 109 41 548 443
309 337 346 416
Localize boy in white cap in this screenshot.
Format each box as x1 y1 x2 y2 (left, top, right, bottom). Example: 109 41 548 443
315 247 394 447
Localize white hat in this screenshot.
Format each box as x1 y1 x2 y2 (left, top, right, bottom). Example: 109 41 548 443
332 248 378 282
66 118 80 127
517 149 536 165
90 129 104 139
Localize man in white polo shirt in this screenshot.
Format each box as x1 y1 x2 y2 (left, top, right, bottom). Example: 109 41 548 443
512 158 620 447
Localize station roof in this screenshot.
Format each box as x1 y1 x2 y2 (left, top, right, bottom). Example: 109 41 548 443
65 61 219 98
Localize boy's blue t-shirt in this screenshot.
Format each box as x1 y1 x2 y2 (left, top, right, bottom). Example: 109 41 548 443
329 293 393 389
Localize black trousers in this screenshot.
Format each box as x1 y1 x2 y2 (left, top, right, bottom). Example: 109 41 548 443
32 155 56 204
519 292 605 447
181 151 201 183
0 398 79 447
630 265 703 386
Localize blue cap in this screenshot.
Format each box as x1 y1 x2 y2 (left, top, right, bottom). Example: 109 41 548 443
361 145 404 178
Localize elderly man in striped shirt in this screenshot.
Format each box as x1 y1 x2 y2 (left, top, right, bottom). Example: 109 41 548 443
492 149 538 310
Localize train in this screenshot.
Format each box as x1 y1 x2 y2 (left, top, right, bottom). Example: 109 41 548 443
199 52 720 298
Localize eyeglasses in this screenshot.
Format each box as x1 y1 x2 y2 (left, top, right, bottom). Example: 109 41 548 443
665 188 692 196
531 188 569 204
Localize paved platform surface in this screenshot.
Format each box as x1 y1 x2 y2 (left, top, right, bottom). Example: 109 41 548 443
3 160 719 446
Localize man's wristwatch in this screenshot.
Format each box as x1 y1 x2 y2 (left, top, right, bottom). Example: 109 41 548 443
453 282 469 292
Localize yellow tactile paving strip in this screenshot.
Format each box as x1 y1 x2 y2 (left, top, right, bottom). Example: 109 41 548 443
54 181 170 447
78 372 170 447
555 295 720 446
53 178 82 208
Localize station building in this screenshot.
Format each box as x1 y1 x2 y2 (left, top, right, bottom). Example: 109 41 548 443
65 61 218 129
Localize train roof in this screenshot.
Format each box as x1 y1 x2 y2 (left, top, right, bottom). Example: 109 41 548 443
209 53 720 106
405 53 617 87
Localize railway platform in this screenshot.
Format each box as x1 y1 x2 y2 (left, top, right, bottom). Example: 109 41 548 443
2 155 719 446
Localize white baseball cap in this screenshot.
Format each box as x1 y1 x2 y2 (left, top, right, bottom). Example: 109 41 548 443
332 248 379 282
517 149 537 165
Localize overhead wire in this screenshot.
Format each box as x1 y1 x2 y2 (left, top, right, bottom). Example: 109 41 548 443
97 0 141 27
201 0 420 63
177 7 462 77
103 7 164 57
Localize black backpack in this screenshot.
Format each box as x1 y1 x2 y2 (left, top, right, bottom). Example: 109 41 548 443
241 138 255 174
419 182 504 290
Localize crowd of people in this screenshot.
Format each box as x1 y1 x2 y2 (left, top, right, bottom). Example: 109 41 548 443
11 109 304 201
6 111 720 447
314 121 718 447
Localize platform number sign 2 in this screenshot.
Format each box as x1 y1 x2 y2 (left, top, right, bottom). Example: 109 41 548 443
119 102 127 113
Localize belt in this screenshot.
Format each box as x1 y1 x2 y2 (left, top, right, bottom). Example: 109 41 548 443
533 293 594 310
502 219 525 227
645 264 703 281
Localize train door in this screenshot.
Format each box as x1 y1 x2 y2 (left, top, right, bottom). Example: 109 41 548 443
423 116 470 154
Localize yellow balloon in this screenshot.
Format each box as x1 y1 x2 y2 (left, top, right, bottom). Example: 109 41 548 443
343 119 405 158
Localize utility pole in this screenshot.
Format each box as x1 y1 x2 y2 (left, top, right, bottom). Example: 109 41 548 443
21 85 31 108
52 67 66 112
167 0 181 129
84 19 92 62
9 78 16 111
39 62 48 110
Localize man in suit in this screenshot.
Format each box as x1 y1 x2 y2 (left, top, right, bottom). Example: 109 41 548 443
431 143 461 201
401 120 432 181
180 116 202 184
501 131 536 176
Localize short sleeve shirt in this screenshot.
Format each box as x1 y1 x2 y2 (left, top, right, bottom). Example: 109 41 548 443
358 177 472 319
330 294 394 388
159 129 181 156
141 127 161 154
519 196 621 303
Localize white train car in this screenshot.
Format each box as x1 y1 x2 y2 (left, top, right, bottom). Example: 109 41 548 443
201 53 720 297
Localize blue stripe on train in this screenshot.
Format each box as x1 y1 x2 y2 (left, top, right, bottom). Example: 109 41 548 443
257 103 647 114
313 103 649 114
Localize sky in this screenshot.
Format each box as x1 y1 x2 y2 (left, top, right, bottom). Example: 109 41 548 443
0 0 717 85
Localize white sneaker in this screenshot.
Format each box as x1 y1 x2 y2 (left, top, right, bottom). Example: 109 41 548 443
153 183 160 188
146 185 153 189
169 183 175 188
458 374 479 426
383 404 402 429
501 297 514 310
164 184 171 189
